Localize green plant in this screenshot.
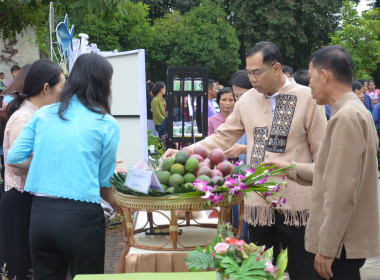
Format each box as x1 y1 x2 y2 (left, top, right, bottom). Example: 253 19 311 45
185 224 288 279
148 131 165 169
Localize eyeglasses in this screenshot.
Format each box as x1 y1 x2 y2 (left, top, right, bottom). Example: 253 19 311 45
246 63 276 78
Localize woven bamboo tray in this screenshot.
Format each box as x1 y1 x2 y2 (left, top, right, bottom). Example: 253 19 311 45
115 190 244 211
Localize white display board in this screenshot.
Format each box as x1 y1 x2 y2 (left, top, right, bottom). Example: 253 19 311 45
102 50 148 168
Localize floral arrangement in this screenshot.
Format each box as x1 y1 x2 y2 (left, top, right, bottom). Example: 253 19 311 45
179 161 292 209
185 224 288 280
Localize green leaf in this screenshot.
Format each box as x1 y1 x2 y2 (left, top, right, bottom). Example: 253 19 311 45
261 246 274 263
185 251 215 271
276 249 288 277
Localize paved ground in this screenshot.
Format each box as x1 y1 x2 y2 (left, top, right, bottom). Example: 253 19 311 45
104 181 380 278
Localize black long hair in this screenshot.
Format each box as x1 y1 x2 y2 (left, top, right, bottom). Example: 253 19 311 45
152 81 165 96
58 53 113 120
6 60 62 118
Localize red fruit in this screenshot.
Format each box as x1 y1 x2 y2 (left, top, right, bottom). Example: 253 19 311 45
199 162 211 168
216 161 234 177
203 158 213 168
190 154 204 163
209 148 225 165
196 166 212 178
211 169 223 178
194 145 207 159
181 146 194 157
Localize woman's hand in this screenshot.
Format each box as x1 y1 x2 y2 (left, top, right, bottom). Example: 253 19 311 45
114 160 128 174
100 186 124 215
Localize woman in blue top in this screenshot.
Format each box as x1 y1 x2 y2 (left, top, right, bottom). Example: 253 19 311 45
7 53 121 280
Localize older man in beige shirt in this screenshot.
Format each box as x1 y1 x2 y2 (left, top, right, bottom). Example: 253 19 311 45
272 45 380 279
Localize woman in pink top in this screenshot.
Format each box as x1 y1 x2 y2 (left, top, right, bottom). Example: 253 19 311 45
367 80 380 105
0 60 65 280
208 87 236 135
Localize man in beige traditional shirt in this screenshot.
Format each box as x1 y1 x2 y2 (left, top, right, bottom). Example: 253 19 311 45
165 41 327 279
271 45 380 279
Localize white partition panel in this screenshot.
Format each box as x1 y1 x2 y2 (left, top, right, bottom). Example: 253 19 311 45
102 50 147 168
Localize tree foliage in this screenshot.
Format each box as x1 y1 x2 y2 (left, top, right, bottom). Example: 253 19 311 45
131 0 202 24
72 1 152 52
0 0 46 40
3 0 376 83
330 1 380 79
148 0 240 82
228 0 359 71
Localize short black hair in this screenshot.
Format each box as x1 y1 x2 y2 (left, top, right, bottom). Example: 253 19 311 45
229 70 252 90
216 87 235 106
282 65 293 76
10 64 21 73
352 81 362 91
0 72 4 75
309 45 353 85
358 79 367 86
293 70 309 86
208 79 216 89
246 41 283 65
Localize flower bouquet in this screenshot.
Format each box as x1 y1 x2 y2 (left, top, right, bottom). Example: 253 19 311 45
185 224 288 280
178 161 292 210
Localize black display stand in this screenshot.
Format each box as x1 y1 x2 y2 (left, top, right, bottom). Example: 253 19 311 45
166 66 209 149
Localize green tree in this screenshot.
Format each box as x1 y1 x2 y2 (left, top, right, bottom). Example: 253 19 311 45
0 0 151 56
227 0 359 71
0 0 46 40
131 0 202 24
330 1 380 79
72 1 152 52
148 0 240 83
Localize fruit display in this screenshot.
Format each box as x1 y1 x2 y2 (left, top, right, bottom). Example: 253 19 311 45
111 146 234 197
155 146 234 195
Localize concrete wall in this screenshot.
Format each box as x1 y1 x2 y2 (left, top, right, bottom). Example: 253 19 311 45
0 27 40 80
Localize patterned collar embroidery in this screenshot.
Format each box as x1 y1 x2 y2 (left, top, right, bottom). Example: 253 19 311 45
266 94 297 153
249 94 297 166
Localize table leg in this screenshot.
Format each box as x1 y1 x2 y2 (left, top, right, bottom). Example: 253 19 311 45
185 211 191 226
170 210 178 249
236 201 244 238
124 207 135 245
147 211 154 233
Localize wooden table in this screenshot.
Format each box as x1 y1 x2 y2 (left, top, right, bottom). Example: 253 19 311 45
116 191 244 253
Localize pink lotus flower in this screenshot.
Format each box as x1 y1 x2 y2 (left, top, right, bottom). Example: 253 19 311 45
264 261 274 274
214 242 230 254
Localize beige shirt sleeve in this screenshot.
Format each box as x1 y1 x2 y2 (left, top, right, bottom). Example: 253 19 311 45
190 101 245 154
288 101 327 185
